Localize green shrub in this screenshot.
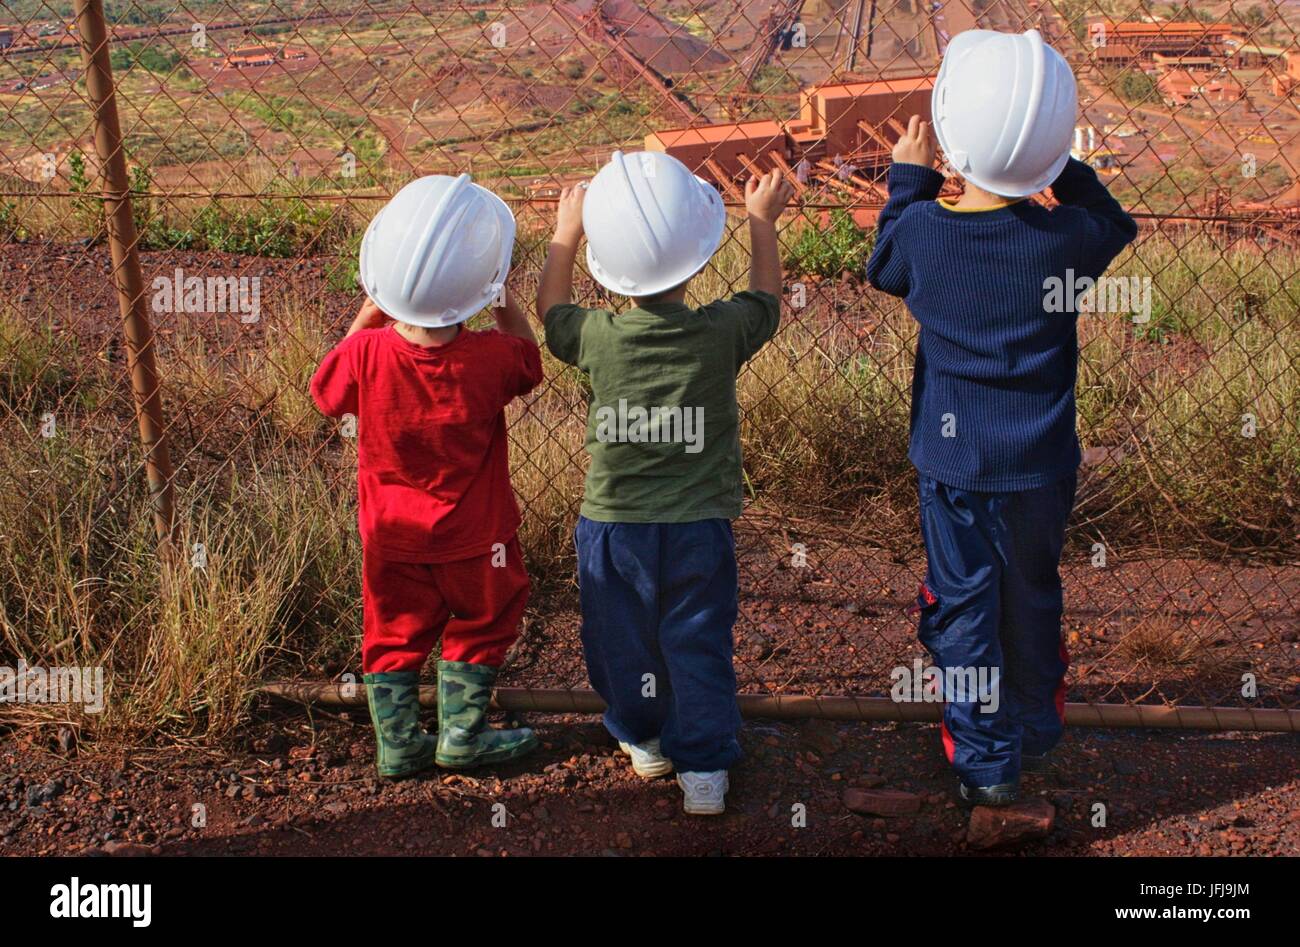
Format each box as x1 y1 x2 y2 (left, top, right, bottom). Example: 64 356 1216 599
143 199 351 257
109 42 182 75
325 229 362 292
784 209 874 278
1112 69 1161 106
0 200 21 242
66 151 104 241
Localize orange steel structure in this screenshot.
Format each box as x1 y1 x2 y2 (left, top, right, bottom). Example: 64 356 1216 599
645 120 788 193
646 75 935 195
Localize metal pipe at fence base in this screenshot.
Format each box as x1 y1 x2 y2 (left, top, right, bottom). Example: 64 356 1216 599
261 682 1299 733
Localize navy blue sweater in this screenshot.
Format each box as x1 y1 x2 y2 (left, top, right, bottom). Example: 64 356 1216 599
866 158 1138 492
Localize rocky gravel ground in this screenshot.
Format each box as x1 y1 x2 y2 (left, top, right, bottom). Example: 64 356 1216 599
2 707 1296 857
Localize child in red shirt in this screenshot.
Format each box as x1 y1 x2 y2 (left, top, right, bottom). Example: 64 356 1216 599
311 289 543 777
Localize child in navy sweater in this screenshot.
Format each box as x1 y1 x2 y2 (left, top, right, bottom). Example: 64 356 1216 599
867 116 1137 805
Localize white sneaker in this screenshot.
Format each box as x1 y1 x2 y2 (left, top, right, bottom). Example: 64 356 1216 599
617 738 673 778
677 770 729 816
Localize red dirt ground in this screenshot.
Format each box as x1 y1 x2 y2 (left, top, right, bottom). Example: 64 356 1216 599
1 709 1296 856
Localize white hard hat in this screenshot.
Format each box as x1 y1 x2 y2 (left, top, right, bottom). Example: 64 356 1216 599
931 29 1077 198
359 173 514 327
582 150 726 297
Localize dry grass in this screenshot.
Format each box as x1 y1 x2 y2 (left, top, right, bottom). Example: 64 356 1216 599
0 423 359 739
164 291 335 442
1117 610 1206 668
739 316 914 539
507 398 585 588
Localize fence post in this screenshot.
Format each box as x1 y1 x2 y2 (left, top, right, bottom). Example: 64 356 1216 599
73 0 176 545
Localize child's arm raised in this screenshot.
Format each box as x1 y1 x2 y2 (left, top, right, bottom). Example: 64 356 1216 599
866 115 943 298
1049 157 1138 278
745 169 794 297
311 300 378 418
346 297 390 337
492 287 537 345
536 184 586 322
495 283 544 401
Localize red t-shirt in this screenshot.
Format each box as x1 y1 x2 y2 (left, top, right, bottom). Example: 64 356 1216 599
310 325 543 563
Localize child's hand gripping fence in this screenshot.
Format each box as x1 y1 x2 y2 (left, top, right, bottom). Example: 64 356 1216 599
0 0 1295 737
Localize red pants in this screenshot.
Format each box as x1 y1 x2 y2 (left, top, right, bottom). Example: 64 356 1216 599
362 538 530 673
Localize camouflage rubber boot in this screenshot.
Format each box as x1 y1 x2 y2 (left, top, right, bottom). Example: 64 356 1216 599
363 671 438 779
435 660 538 769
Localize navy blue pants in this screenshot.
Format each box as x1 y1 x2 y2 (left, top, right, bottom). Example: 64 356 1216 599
916 473 1076 787
575 516 743 773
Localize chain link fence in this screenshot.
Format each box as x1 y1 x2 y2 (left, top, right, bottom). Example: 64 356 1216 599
0 0 1296 737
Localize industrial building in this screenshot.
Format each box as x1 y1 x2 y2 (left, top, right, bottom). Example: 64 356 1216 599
1088 20 1234 65
1151 51 1219 73
1225 37 1291 69
1275 51 1300 97
1157 68 1246 107
218 44 309 70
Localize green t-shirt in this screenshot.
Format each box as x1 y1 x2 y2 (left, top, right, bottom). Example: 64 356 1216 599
544 290 781 523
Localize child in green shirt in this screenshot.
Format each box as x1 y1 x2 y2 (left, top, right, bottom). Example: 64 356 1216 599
537 151 793 815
